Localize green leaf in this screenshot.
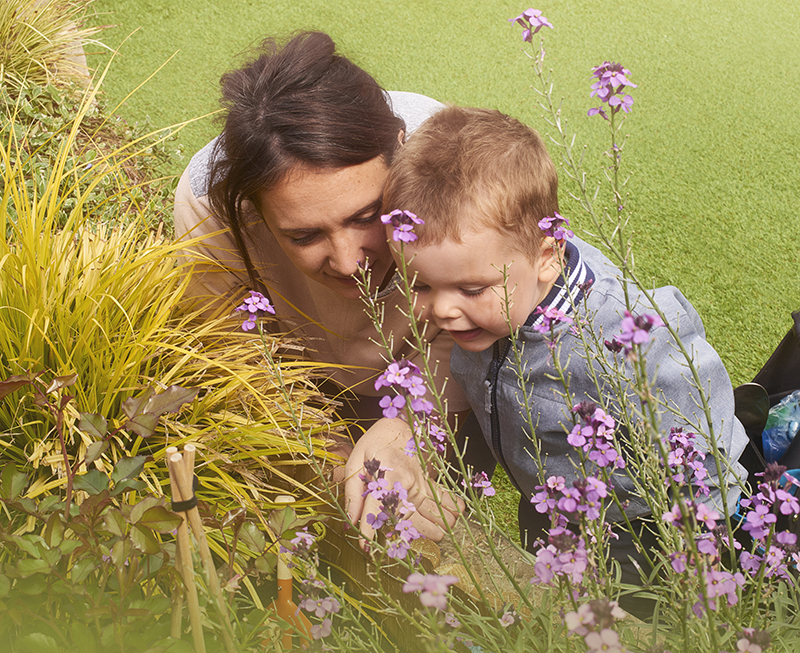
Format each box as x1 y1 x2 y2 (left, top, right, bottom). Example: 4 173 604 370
125 413 159 439
73 470 110 495
59 540 80 556
130 524 160 555
43 512 64 548
14 575 47 595
139 386 198 417
16 558 51 577
0 574 10 599
0 372 36 400
45 374 78 394
1 464 28 500
239 522 266 554
71 558 96 584
138 506 181 534
103 508 127 537
79 414 108 441
122 388 154 420
69 622 97 653
111 478 146 497
130 496 161 524
84 440 107 466
111 539 131 568
267 506 297 537
11 534 44 558
254 553 276 575
17 633 60 653
111 456 146 485
143 637 195 653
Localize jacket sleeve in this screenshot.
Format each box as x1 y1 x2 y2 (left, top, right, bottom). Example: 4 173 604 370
642 286 748 509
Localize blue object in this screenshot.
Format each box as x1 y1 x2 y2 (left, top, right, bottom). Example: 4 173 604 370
762 390 800 463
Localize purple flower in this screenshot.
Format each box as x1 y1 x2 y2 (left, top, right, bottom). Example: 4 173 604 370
235 290 275 331
737 628 771 653
508 8 553 42
466 470 496 497
742 503 777 540
379 394 406 419
402 573 459 611
299 596 341 619
310 618 332 640
538 212 574 240
366 511 389 530
533 305 573 335
588 61 637 120
618 311 664 347
382 209 424 243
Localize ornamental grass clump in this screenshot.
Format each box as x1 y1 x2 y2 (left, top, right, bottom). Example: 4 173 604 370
0 0 100 95
0 62 347 629
233 8 800 652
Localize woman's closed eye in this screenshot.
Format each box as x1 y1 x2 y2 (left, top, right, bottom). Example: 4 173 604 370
288 232 319 246
460 287 487 297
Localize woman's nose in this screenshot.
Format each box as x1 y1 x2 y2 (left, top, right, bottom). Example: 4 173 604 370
327 235 363 277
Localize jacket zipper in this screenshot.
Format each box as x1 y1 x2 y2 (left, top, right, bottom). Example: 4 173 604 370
488 338 512 469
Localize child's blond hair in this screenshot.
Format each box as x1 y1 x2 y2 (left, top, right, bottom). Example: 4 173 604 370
383 106 559 262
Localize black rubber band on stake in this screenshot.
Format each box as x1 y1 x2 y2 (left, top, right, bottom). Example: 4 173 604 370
171 474 199 512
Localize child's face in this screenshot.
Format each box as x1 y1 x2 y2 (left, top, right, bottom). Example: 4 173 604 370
396 227 560 352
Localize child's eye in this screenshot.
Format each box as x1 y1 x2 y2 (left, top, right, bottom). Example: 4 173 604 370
460 287 487 297
412 284 430 293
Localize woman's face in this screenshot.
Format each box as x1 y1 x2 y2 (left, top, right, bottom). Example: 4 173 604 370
257 156 392 299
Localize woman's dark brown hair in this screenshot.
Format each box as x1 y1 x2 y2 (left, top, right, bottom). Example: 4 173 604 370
207 31 405 288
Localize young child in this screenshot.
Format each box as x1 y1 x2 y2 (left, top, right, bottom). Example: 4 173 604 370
380 106 748 604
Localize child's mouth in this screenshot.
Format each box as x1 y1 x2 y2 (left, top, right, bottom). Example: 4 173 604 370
448 327 483 342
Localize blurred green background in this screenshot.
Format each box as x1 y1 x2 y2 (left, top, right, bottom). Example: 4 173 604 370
87 0 800 385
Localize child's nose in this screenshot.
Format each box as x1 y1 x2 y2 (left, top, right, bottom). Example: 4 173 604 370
430 293 461 322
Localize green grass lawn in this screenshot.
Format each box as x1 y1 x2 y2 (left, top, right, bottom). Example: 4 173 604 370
86 0 800 538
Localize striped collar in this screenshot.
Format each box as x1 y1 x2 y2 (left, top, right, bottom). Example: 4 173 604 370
524 240 595 328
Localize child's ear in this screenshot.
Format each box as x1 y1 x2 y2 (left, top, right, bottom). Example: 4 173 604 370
537 237 564 284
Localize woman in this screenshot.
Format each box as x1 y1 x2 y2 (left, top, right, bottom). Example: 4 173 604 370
174 31 466 537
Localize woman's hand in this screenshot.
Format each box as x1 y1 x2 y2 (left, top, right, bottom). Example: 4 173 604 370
343 418 464 543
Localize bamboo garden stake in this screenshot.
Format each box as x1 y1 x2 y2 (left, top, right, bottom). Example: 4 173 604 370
166 451 206 653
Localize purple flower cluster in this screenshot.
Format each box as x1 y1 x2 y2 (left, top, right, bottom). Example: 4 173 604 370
375 359 446 456
402 572 460 611
360 458 422 559
588 62 637 121
531 474 610 522
464 470 496 497
533 305 573 336
736 463 800 578
736 628 771 653
567 402 626 469
691 568 745 617
296 579 340 640
605 311 664 358
662 427 709 496
235 290 275 331
565 599 628 653
538 212 574 240
288 527 316 558
532 526 590 585
381 209 424 243
508 8 553 42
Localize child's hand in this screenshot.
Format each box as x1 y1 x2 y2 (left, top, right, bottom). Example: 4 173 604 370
344 418 463 544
